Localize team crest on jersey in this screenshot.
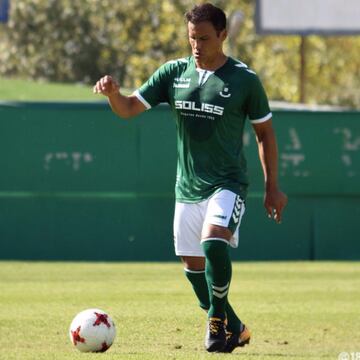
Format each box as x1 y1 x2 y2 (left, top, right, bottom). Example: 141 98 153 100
219 86 231 98
173 77 191 88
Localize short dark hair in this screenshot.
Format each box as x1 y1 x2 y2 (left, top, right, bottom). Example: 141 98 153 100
185 3 227 33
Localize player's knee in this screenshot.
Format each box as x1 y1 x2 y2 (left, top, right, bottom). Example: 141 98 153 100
181 256 205 271
201 239 229 261
202 223 232 240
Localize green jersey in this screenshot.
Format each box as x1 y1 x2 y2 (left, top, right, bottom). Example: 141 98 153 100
134 56 271 203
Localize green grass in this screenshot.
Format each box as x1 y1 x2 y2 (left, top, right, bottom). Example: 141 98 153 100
0 77 131 101
0 262 359 359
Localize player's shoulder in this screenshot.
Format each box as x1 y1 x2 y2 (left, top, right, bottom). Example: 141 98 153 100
228 57 258 78
165 56 191 66
160 56 192 72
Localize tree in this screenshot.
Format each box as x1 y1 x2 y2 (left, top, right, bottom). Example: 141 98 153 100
0 0 359 107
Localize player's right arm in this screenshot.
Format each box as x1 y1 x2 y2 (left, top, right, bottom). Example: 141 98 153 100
93 75 146 119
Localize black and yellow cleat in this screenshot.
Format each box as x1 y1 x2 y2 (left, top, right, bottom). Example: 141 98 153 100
223 324 251 353
204 317 227 352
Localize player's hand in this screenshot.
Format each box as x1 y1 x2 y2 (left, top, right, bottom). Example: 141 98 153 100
264 188 288 224
93 75 120 97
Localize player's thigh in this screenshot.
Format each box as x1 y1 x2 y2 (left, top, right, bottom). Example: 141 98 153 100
173 201 206 257
202 189 245 247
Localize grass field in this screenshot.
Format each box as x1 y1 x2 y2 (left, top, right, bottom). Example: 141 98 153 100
0 77 95 101
0 77 131 101
0 262 359 360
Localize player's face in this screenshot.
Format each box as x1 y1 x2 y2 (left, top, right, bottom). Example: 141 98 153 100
188 21 227 64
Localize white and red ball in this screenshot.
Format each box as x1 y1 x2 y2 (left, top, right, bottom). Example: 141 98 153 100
69 308 116 352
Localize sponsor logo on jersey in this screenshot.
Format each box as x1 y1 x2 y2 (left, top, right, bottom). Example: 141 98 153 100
175 100 224 116
219 87 231 98
173 77 191 88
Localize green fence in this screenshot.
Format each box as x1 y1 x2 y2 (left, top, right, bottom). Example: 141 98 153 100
0 102 359 260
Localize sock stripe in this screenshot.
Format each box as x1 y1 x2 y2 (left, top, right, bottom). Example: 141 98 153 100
212 283 229 292
213 290 228 299
200 237 229 245
212 282 229 299
184 268 205 274
201 238 232 319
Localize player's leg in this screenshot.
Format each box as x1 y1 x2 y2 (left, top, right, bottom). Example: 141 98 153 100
174 201 227 318
174 200 226 350
181 256 244 337
174 203 224 352
174 201 210 310
200 224 231 352
201 190 249 352
182 256 210 310
173 197 249 352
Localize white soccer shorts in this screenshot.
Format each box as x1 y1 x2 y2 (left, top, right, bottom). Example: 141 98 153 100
173 189 245 257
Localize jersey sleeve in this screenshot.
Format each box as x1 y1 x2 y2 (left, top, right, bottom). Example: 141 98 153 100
246 73 272 124
133 63 172 109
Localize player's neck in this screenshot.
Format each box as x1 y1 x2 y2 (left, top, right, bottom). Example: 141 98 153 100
195 53 228 71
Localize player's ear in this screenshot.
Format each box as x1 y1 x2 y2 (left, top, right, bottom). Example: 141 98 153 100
219 29 227 41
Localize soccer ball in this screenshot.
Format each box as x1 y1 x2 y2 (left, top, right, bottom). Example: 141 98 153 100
69 308 116 352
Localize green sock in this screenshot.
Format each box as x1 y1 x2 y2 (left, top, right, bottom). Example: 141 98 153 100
226 302 243 333
202 239 232 321
184 269 210 310
184 267 243 332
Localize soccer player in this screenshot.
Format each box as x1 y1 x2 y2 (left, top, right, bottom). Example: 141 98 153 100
94 3 287 353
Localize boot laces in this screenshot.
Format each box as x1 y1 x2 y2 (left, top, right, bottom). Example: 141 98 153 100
209 319 223 335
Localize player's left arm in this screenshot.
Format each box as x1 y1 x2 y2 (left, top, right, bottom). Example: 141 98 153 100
252 119 288 223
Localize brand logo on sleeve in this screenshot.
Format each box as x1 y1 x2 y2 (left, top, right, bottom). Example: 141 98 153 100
173 78 191 88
